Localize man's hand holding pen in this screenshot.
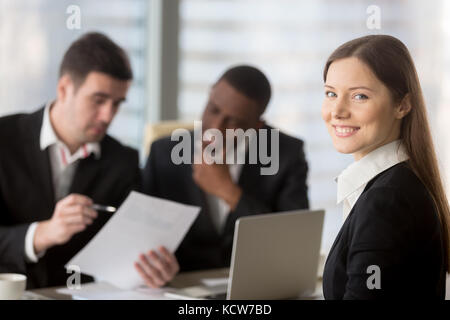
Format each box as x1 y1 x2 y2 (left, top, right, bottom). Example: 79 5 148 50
34 194 98 254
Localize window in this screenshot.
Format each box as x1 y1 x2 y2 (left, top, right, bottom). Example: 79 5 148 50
0 0 149 151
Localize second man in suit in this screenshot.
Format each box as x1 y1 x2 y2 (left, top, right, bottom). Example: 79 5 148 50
142 65 310 272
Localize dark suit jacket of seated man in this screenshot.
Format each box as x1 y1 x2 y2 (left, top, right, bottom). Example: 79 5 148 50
143 125 309 271
0 107 140 289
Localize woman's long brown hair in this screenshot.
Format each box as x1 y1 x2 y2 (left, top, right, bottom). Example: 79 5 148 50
323 35 450 272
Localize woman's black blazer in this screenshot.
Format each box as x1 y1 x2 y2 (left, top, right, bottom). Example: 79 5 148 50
323 162 446 299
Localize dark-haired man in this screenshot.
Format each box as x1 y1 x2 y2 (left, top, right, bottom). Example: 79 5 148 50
0 32 178 289
142 65 309 272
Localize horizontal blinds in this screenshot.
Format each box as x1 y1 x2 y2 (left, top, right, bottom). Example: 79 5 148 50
0 0 149 150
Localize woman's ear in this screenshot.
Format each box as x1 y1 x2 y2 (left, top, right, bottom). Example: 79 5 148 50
396 94 412 119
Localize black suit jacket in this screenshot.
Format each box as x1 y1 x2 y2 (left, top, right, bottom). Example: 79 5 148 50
323 162 446 299
0 107 140 289
142 126 309 271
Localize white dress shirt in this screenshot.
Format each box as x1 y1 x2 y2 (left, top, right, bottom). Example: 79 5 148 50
24 102 101 263
336 140 409 221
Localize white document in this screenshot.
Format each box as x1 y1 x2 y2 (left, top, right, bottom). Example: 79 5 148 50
66 191 200 290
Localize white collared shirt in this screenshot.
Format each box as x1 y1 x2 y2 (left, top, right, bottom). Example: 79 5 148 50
25 102 101 263
336 140 409 221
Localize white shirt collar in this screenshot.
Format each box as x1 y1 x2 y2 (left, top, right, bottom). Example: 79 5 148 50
40 101 101 162
336 140 409 204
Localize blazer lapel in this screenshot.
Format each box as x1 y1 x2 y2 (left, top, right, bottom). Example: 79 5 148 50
237 161 260 192
237 124 271 192
25 107 55 208
326 177 378 258
69 154 102 195
326 192 365 264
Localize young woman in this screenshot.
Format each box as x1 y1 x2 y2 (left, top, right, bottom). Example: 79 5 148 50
321 35 449 299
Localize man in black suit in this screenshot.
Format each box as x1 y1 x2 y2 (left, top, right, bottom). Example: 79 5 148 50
0 32 178 289
142 65 309 272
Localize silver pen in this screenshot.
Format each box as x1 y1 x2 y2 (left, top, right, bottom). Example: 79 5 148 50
91 204 117 213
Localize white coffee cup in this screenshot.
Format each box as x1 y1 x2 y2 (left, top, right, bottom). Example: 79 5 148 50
0 273 27 300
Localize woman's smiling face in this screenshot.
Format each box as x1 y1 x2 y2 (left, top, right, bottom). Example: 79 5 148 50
322 57 403 161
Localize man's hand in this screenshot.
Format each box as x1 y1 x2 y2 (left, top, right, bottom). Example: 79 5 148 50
134 246 179 288
192 162 242 210
34 194 98 254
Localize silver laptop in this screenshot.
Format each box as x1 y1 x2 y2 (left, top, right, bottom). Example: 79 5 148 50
169 209 324 300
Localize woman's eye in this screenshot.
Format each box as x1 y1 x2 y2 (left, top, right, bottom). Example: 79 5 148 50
325 91 337 98
354 94 368 100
